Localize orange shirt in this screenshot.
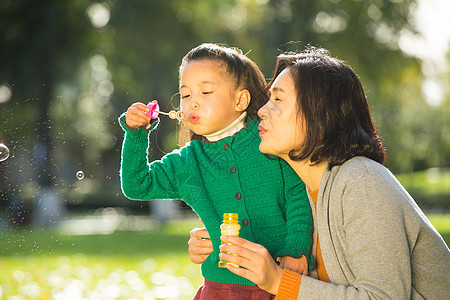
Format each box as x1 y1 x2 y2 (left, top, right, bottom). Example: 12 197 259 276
309 189 331 283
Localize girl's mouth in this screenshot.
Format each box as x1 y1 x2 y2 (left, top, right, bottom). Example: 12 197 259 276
190 114 200 124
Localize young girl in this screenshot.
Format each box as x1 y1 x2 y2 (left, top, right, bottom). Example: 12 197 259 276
119 43 313 299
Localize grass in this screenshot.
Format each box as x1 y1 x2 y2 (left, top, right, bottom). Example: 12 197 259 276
0 215 448 299
0 218 204 300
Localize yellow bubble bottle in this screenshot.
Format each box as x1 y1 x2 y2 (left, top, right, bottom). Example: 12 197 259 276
218 213 240 268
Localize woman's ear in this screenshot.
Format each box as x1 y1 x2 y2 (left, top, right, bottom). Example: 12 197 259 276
235 89 251 112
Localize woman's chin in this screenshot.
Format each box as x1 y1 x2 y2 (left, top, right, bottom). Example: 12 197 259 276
259 143 273 156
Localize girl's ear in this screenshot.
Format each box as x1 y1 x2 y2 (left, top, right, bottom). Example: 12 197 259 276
235 89 251 112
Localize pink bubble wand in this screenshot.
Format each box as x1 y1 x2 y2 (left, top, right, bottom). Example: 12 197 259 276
146 100 186 122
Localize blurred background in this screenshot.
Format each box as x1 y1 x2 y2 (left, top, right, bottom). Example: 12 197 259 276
0 0 449 299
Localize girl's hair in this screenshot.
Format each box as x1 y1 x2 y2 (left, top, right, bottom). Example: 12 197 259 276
267 46 385 169
178 43 268 145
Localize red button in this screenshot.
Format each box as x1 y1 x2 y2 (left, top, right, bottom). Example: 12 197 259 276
230 166 236 173
235 192 241 200
223 144 229 150
242 219 249 226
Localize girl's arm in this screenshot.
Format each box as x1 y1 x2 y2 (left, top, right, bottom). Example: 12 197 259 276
276 160 313 267
119 114 184 201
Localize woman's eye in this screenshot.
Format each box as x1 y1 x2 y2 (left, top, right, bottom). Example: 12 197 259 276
271 97 281 102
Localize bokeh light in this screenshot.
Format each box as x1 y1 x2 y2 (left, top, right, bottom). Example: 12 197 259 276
0 83 12 103
0 143 10 162
76 170 85 180
87 2 110 28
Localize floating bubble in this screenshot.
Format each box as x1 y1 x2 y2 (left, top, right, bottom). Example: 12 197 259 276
0 143 10 162
76 171 84 180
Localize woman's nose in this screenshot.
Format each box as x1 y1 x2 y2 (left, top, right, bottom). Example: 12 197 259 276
258 103 268 119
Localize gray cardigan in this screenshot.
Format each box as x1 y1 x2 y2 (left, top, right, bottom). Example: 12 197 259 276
299 157 450 299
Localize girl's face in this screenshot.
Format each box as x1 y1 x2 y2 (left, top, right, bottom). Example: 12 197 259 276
179 60 243 136
258 68 304 160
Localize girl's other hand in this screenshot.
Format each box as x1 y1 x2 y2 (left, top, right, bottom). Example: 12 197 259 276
219 235 283 295
188 227 213 264
125 102 151 129
280 255 308 276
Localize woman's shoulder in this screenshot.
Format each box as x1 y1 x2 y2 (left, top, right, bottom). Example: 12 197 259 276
325 157 408 214
324 157 399 195
333 156 391 181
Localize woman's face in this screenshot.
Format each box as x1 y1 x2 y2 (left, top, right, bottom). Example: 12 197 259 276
258 68 304 160
179 59 242 136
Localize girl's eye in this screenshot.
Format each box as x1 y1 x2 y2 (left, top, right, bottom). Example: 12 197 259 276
181 94 190 99
202 91 213 95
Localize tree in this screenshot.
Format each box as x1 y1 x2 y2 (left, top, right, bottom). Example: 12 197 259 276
0 0 97 225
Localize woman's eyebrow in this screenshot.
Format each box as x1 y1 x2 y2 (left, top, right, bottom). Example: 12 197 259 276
271 87 285 93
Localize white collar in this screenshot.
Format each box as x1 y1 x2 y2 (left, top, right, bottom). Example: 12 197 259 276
204 112 247 142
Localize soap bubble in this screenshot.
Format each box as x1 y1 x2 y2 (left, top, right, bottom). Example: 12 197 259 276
76 171 84 180
0 143 10 162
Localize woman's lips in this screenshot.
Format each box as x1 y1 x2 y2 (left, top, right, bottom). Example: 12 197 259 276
190 114 200 124
258 124 267 137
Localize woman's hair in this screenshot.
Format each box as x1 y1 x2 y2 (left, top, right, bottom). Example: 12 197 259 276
267 46 385 169
178 43 268 145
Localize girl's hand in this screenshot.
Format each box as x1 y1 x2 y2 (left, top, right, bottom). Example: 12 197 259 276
219 235 283 295
280 255 308 275
125 102 151 129
188 227 213 264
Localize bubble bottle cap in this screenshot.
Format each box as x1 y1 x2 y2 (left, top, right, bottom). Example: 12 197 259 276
222 213 239 223
146 100 160 119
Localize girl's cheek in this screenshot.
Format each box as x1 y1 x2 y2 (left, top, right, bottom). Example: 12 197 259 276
180 102 188 113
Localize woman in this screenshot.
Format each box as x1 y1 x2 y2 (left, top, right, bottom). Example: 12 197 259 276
189 47 450 299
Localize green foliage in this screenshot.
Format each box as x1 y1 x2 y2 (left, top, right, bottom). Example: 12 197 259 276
427 214 450 244
0 0 97 97
397 168 450 210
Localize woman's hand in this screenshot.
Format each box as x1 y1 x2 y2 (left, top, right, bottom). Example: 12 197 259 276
125 102 151 129
219 235 283 295
188 227 213 264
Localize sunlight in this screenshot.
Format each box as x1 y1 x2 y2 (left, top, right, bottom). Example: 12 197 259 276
313 11 348 34
87 3 110 29
399 0 450 106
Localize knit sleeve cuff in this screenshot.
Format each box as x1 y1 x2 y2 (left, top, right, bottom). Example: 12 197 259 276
276 239 311 262
275 269 302 300
118 113 160 137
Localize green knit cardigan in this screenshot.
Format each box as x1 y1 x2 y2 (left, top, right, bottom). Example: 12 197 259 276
119 115 313 285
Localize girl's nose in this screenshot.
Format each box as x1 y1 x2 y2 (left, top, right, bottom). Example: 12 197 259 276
191 101 199 110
